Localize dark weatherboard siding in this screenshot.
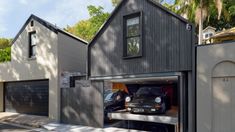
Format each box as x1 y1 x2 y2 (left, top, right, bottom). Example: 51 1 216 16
4 80 49 116
89 0 194 77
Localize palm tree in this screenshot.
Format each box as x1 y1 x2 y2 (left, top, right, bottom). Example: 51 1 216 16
174 0 223 44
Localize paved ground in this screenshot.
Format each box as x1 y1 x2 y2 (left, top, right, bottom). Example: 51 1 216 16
0 112 145 132
0 122 36 132
0 112 51 128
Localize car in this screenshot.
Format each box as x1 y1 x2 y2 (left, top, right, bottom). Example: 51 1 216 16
125 86 170 114
104 90 129 122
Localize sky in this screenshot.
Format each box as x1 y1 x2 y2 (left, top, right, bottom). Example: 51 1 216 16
0 0 114 38
0 0 174 38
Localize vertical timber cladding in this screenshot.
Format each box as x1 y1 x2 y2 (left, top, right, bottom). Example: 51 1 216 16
4 80 49 116
61 80 104 128
89 0 193 77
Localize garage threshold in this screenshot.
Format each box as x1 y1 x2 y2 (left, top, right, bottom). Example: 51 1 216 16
42 123 147 132
0 112 51 128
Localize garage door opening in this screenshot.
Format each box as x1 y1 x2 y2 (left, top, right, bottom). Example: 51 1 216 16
4 80 49 116
103 76 180 131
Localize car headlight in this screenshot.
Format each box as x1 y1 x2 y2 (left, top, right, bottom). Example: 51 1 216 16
125 97 131 102
155 97 161 103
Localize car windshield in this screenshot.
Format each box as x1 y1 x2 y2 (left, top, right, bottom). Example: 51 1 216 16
104 93 114 101
136 87 162 96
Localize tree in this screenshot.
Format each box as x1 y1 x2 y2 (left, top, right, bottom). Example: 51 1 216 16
111 0 121 6
205 0 235 30
0 47 11 62
0 38 11 62
174 0 223 44
65 5 110 41
0 38 11 49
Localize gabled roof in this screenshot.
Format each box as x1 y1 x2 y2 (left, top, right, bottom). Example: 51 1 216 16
88 0 193 47
12 14 88 45
211 27 235 38
203 26 216 32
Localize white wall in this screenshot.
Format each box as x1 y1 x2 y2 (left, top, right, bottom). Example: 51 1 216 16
0 19 60 121
197 42 235 132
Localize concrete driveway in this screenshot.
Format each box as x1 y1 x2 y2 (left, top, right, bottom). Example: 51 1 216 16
0 122 35 132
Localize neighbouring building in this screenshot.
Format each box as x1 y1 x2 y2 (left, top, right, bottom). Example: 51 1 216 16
87 0 195 131
203 26 216 44
0 14 87 121
210 27 235 43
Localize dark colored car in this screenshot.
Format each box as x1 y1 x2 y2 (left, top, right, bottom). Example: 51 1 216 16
125 86 170 114
104 90 128 122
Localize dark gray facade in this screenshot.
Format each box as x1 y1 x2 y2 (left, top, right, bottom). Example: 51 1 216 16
61 80 104 127
87 0 195 131
88 0 194 78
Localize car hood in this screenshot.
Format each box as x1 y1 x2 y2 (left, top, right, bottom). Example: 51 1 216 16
130 96 162 103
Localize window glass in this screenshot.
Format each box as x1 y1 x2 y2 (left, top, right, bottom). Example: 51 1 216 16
29 32 36 57
127 37 140 56
31 46 36 56
31 33 37 46
104 93 114 102
127 17 140 37
136 87 162 96
125 14 141 57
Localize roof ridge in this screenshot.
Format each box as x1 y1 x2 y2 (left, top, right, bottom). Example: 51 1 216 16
11 14 87 45
88 0 193 47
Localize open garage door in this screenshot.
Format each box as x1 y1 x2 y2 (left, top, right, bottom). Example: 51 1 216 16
4 80 49 116
103 76 181 132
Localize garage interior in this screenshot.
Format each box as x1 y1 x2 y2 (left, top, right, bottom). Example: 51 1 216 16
3 80 49 116
103 75 184 132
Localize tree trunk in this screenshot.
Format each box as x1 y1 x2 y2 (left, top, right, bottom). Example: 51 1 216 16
198 0 203 45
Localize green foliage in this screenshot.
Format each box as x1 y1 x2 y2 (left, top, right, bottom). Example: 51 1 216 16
0 47 11 62
204 0 235 30
111 0 121 6
65 5 110 41
167 0 235 32
0 38 11 62
0 38 11 49
203 0 235 30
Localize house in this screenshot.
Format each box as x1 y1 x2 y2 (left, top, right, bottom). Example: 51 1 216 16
197 42 235 132
86 0 195 131
202 26 216 44
0 14 87 121
210 27 235 43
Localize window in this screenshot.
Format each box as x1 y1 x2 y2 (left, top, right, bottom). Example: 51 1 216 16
29 31 37 58
209 33 213 37
30 21 34 27
124 12 142 58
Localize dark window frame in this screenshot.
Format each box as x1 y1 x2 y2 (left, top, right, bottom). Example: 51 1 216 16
28 31 37 58
123 11 143 59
